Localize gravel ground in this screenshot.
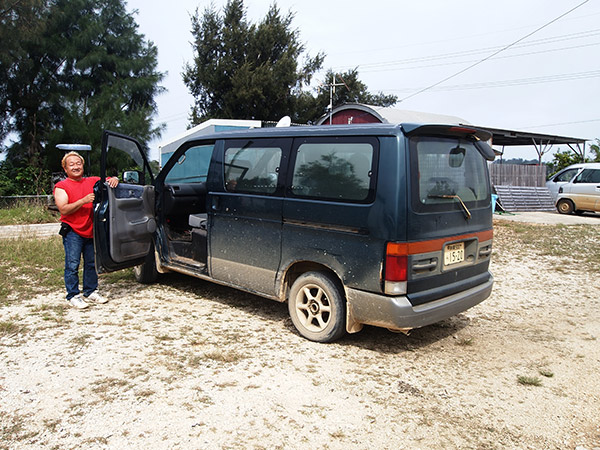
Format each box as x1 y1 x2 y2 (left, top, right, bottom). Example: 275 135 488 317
1 219 599 450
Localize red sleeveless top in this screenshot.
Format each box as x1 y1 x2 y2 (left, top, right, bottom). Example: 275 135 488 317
54 177 100 239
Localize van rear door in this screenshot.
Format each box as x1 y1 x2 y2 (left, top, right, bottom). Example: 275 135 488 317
401 125 495 306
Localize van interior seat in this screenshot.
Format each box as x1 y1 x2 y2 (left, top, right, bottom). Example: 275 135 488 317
189 213 207 230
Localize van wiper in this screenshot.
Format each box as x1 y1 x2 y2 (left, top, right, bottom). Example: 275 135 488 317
428 194 472 220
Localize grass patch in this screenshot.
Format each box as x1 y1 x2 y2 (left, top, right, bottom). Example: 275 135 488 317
0 412 38 449
0 237 64 304
0 200 60 226
70 333 93 348
90 377 132 401
517 375 542 387
0 320 28 338
42 418 61 433
0 414 38 450
102 268 134 284
539 369 554 378
202 349 246 363
0 236 135 305
134 388 156 400
455 336 474 346
32 303 69 326
329 429 347 440
494 221 600 272
155 333 176 342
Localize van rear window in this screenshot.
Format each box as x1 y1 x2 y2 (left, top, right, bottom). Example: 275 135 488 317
410 137 489 212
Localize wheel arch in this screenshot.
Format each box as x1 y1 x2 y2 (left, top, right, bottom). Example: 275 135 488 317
278 260 345 303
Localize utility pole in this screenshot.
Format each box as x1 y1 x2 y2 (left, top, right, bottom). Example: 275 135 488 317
323 75 348 124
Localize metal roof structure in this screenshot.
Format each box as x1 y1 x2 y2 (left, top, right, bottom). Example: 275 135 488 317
315 103 469 126
318 103 589 159
477 125 587 147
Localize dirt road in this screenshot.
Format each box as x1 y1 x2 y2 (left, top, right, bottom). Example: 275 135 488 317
1 220 599 449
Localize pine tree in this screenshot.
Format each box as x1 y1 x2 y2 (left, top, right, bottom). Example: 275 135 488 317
183 0 324 124
0 0 164 192
183 1 397 126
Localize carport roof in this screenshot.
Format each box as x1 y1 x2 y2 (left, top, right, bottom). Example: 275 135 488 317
471 125 588 147
320 103 588 146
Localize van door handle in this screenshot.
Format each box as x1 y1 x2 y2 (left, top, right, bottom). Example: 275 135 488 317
412 259 438 273
211 196 220 211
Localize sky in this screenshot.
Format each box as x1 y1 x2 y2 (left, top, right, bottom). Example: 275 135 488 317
125 0 600 162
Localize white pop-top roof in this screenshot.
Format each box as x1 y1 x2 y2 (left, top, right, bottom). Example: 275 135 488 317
159 119 262 155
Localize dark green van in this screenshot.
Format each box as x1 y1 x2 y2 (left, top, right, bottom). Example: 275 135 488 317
94 123 495 342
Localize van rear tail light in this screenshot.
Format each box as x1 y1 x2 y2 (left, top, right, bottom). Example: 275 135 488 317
385 243 408 295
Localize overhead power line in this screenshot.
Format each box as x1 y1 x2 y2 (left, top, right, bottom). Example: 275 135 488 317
525 118 600 130
388 69 600 93
399 0 592 103
356 28 600 72
364 41 600 74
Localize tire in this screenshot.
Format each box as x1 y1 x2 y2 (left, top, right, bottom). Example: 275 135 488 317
288 272 346 343
557 199 574 215
133 243 158 284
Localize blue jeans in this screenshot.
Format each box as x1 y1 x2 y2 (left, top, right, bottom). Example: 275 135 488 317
62 230 98 300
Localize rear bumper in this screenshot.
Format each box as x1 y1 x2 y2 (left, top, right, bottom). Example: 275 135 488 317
345 273 493 333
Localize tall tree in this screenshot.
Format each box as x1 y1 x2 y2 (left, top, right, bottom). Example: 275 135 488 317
318 69 397 109
549 149 582 173
183 1 397 126
589 139 600 162
0 0 47 146
0 0 164 192
183 0 324 124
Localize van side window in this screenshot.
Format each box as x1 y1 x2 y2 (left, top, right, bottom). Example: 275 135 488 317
574 169 600 183
291 141 374 201
224 143 282 194
553 168 579 183
165 144 214 183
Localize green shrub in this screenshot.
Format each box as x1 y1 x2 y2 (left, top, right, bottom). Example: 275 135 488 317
0 200 59 225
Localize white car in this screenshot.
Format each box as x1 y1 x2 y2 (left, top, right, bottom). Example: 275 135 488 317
554 163 600 214
546 163 587 202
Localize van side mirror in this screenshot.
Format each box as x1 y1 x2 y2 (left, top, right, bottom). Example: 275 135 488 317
122 170 144 185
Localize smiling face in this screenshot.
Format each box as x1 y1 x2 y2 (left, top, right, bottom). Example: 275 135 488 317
63 154 85 180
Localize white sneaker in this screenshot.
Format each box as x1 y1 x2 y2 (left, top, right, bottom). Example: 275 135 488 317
85 291 108 304
69 294 89 309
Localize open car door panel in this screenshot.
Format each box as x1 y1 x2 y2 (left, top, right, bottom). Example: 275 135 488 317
93 131 157 273
94 182 156 273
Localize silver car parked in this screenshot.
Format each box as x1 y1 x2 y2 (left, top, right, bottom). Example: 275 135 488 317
546 163 587 202
554 163 600 214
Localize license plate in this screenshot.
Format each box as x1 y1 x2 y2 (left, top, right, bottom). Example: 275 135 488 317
444 242 465 266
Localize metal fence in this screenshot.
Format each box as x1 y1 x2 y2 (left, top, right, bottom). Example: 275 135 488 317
0 195 52 208
489 164 548 187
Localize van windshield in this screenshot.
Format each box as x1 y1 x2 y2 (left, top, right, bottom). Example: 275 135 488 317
410 136 490 213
